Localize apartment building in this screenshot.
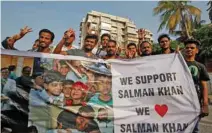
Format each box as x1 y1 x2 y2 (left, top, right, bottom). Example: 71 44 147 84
79 10 139 49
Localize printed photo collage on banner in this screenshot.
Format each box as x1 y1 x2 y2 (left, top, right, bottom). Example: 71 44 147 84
1 49 202 133
1 54 114 133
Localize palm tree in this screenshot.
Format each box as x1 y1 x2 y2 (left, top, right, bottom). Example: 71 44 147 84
153 1 201 39
207 1 212 23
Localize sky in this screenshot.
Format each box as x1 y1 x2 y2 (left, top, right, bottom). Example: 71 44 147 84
1 1 210 50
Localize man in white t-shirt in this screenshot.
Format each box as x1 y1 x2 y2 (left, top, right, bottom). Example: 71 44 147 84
53 28 77 54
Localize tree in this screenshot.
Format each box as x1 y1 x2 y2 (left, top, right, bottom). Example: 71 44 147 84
152 40 184 54
153 1 201 39
207 1 212 23
192 24 212 58
176 17 206 42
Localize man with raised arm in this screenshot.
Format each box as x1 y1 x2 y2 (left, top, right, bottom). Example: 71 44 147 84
53 28 76 54
2 26 32 50
2 26 55 53
56 34 99 58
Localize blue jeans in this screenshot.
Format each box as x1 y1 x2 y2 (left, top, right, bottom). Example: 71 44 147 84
193 118 200 133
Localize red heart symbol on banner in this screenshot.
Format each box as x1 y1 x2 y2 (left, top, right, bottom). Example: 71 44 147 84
155 104 168 117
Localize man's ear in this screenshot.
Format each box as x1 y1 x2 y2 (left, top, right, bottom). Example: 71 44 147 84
44 83 48 90
196 48 199 54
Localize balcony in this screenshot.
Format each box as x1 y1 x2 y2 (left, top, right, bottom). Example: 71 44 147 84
101 16 111 24
126 27 137 35
126 22 136 28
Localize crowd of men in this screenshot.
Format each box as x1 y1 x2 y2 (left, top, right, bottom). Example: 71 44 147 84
1 26 210 133
1 26 178 59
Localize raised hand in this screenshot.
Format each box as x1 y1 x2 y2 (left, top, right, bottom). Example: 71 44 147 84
64 28 75 39
20 26 32 35
138 29 146 40
126 49 135 59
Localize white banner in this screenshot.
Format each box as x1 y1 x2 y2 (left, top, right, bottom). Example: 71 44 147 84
1 49 200 133
111 53 200 133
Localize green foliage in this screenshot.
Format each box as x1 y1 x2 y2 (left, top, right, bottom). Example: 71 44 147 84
207 1 212 23
192 24 212 57
153 1 201 39
152 43 161 53
152 40 184 53
170 40 184 49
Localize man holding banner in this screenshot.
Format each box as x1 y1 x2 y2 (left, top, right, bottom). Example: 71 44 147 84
183 39 210 133
1 43 210 133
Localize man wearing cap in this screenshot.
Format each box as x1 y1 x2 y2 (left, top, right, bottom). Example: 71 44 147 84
183 39 210 133
65 81 88 106
29 70 64 106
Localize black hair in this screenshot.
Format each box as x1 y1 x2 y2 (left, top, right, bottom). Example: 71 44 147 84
184 39 200 49
140 41 152 48
101 33 111 41
78 105 95 119
85 34 98 43
27 125 38 133
62 80 74 86
78 105 95 114
43 70 62 84
158 34 171 43
1 67 9 71
1 37 17 50
84 119 100 132
8 65 16 71
127 43 136 49
57 110 76 129
108 39 117 46
39 29 55 41
1 37 10 49
97 108 111 124
22 66 31 72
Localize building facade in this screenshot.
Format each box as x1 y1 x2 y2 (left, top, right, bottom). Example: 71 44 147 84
79 10 139 49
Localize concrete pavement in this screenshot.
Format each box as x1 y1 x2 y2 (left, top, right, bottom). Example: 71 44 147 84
200 105 212 133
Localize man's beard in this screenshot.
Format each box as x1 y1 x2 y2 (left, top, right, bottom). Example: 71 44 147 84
107 51 115 57
84 47 93 52
142 51 151 56
38 43 49 48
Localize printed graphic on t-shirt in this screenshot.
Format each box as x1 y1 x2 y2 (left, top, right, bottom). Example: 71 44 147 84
188 65 198 77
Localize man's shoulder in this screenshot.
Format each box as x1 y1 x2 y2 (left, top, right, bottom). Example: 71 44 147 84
194 61 206 68
187 61 206 68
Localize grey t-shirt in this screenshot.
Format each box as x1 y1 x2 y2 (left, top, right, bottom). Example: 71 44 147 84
66 49 98 59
